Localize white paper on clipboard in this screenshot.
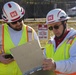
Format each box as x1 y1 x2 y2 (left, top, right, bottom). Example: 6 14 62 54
10 40 44 74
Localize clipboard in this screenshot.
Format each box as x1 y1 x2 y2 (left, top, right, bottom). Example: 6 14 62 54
10 40 44 74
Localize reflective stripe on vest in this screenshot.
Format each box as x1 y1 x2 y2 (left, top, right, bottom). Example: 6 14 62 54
45 35 76 75
55 71 76 75
0 25 4 53
26 26 34 42
0 25 2 54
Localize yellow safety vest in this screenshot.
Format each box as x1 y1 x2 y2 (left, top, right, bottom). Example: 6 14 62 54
0 23 34 75
45 35 76 75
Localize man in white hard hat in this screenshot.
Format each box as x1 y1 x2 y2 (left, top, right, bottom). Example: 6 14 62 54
42 8 76 75
0 1 41 75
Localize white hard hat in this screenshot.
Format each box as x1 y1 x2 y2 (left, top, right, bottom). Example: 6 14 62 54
46 8 70 24
2 1 25 23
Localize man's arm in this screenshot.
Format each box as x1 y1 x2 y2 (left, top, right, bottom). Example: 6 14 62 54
43 41 76 73
55 41 76 73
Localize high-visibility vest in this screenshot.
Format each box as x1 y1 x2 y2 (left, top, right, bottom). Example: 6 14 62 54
45 35 76 75
0 23 34 75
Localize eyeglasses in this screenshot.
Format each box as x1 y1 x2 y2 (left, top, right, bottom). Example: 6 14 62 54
11 18 23 24
49 24 62 30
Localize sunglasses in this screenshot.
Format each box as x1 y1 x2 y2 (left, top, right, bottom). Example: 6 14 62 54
49 24 61 30
11 18 23 24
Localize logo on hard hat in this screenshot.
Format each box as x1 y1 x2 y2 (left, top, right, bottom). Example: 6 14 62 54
10 11 18 18
48 15 53 21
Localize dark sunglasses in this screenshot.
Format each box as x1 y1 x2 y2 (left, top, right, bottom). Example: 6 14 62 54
11 18 23 24
49 24 61 30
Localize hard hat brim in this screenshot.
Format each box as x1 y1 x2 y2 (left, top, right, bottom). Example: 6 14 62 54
46 16 70 25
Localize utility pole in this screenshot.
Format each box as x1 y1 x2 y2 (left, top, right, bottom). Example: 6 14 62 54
34 0 36 21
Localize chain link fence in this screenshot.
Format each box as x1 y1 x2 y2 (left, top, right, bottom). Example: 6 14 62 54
0 0 76 19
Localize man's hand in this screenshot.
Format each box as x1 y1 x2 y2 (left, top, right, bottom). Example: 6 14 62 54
42 58 56 71
0 53 14 64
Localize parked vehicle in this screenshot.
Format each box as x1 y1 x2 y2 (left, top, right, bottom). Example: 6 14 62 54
67 6 76 17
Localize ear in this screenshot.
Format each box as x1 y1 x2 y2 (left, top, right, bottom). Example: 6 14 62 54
61 20 67 25
64 20 67 24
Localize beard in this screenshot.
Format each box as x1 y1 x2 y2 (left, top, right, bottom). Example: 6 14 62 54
14 25 23 31
8 24 23 31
